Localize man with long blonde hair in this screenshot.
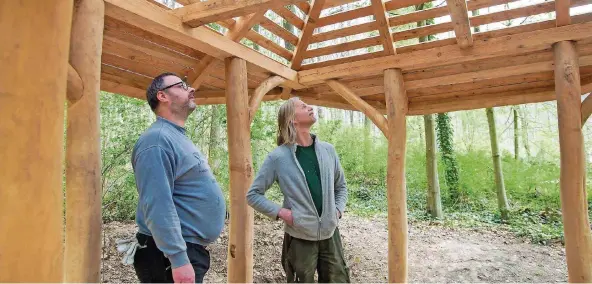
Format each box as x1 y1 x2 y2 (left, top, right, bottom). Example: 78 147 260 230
247 97 350 283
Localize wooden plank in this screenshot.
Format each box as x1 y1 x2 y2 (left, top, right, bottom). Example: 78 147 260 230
445 0 472 48
298 21 592 84
383 68 408 283
305 36 382 58
556 0 571 26
273 7 305 30
299 50 385 69
316 6 374 27
101 79 146 99
295 1 311 14
326 80 388 135
323 0 357 10
384 0 430 11
102 38 194 77
104 0 302 89
225 57 255 283
102 64 153 88
370 0 396 54
291 0 328 69
388 0 512 28
259 17 300 45
310 21 378 43
393 22 454 42
470 0 589 27
104 16 206 59
0 0 71 281
247 30 295 60
553 40 592 283
173 0 307 27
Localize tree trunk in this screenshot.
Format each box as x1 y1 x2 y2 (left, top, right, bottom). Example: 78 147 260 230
424 114 442 218
350 110 354 125
520 107 531 159
514 107 520 160
436 113 461 202
208 105 222 174
486 108 510 220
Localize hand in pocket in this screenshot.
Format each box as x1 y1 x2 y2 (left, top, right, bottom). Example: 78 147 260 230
278 208 294 226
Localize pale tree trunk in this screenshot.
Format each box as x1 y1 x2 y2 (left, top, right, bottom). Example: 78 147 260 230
208 105 222 174
520 107 531 159
424 114 442 218
318 107 324 121
364 115 371 171
486 108 510 220
350 110 354 125
514 107 520 160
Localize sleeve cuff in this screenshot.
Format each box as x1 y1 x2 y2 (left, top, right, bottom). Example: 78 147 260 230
267 204 282 220
168 251 190 269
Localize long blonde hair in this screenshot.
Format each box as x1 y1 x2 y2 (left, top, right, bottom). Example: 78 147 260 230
277 97 299 146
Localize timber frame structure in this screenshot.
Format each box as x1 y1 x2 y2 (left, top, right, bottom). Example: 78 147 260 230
1 0 591 282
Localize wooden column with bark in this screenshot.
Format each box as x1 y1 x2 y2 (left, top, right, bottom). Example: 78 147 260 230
225 57 255 283
384 68 409 283
64 0 105 282
0 0 73 281
553 40 592 283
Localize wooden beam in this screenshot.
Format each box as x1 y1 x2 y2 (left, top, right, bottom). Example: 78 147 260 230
310 21 379 44
553 40 592 283
225 57 255 283
370 0 396 55
298 21 592 84
581 93 592 125
446 0 473 48
305 37 383 58
291 0 327 70
191 11 267 89
249 76 286 123
64 0 104 282
383 68 408 283
104 0 303 89
0 0 72 281
67 64 84 102
174 0 305 27
556 0 571 26
316 6 374 27
325 80 388 135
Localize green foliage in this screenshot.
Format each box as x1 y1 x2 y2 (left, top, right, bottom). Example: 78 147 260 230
436 113 462 203
98 96 592 244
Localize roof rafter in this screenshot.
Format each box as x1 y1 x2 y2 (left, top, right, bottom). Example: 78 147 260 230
104 0 303 89
291 0 328 70
556 0 571 26
191 11 268 89
446 0 473 49
370 0 396 55
173 0 308 27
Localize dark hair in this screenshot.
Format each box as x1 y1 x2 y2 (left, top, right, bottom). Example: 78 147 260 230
146 72 177 111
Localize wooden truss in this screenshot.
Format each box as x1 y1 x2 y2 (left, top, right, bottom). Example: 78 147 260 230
1 0 591 282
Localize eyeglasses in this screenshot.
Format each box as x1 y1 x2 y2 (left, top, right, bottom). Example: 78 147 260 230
160 81 189 92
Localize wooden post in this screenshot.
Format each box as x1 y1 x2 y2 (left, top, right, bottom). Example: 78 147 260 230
384 68 408 283
553 40 592 283
64 0 105 282
0 0 73 281
225 57 255 283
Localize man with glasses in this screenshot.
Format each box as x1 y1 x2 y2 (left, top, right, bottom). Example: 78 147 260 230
131 73 226 283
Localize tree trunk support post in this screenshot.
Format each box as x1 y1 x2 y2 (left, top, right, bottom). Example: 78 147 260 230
553 40 592 283
64 0 105 282
0 0 74 281
225 57 255 283
384 68 409 283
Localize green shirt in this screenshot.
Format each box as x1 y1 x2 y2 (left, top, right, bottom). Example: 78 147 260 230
296 142 323 216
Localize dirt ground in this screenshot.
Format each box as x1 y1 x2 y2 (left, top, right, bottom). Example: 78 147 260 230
101 215 567 283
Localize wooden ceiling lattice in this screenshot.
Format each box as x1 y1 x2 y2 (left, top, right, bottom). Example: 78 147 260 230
101 0 592 114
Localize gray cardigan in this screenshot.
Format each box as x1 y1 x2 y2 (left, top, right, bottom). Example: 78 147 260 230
246 136 348 241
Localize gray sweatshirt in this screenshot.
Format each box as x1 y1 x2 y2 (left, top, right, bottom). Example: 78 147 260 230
132 117 226 268
246 136 348 241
